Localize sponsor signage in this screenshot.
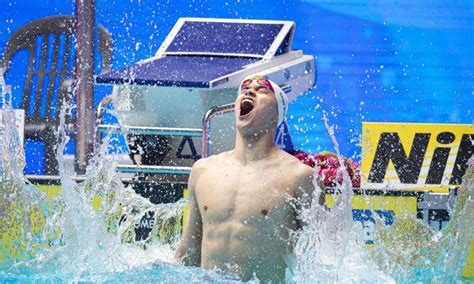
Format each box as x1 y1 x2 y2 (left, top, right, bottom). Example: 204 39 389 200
362 123 473 192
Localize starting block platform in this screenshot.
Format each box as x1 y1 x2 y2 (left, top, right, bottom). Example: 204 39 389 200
95 17 316 182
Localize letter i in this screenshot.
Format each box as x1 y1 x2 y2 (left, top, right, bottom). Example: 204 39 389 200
426 132 455 184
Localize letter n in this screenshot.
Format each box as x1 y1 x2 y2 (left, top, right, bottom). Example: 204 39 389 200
368 132 430 184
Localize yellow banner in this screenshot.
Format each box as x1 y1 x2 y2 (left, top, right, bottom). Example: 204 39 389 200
361 123 473 192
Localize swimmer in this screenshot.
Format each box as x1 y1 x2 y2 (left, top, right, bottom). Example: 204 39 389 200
175 76 324 282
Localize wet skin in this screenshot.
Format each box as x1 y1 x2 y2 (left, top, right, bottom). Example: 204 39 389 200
175 81 320 282
193 151 314 281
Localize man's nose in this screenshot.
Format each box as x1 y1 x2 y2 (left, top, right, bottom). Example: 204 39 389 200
245 89 256 97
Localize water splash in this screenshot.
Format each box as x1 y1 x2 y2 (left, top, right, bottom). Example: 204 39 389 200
0 72 189 281
24 88 188 278
371 163 474 282
0 69 472 282
0 68 58 269
291 113 394 282
290 112 473 282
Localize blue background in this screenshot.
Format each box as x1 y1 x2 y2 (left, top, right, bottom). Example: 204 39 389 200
0 0 472 174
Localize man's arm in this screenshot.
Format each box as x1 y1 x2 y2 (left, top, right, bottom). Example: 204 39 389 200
174 165 203 266
295 166 325 229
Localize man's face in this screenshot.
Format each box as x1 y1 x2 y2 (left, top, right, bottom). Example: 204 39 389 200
235 78 278 134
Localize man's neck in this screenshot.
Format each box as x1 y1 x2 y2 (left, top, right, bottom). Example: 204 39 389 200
233 129 277 164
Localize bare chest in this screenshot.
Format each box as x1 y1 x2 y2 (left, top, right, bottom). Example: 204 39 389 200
195 163 297 226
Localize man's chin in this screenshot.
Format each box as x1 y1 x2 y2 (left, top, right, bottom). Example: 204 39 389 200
236 121 256 135
236 115 253 127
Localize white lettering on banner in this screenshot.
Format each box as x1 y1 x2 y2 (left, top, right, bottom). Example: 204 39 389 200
357 220 375 244
135 212 155 229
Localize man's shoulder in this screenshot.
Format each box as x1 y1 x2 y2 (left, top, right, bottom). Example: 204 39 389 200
191 151 232 170
273 150 316 201
189 157 212 188
277 150 314 178
191 156 210 171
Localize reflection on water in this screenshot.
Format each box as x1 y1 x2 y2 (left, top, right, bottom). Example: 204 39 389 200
0 71 473 282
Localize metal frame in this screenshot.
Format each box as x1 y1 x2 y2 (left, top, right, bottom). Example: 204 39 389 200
263 22 295 61
164 51 264 59
75 0 96 174
97 124 202 137
115 165 191 175
201 103 236 158
25 174 137 186
95 94 115 153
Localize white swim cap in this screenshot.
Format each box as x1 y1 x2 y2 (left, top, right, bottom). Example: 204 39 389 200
238 76 288 127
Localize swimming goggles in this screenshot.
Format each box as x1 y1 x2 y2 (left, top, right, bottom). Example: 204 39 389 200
240 77 275 93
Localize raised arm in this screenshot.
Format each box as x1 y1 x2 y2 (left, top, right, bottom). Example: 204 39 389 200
174 164 203 266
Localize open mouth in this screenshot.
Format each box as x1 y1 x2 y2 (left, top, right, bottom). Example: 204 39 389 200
240 98 255 117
